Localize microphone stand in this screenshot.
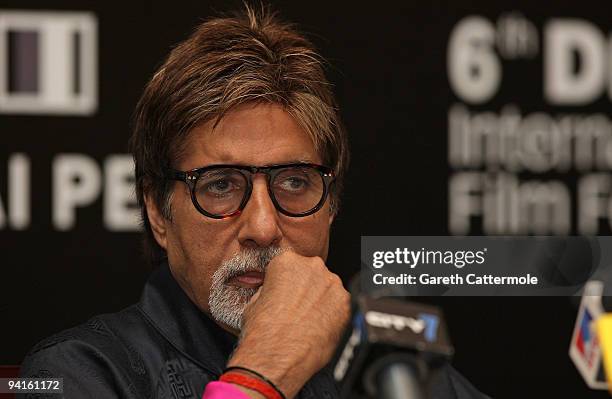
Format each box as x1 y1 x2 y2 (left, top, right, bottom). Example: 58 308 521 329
369 354 427 399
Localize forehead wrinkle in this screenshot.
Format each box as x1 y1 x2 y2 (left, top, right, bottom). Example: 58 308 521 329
202 133 319 163
178 104 323 170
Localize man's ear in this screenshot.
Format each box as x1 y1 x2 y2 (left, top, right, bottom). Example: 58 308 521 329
328 184 338 226
328 208 336 226
328 199 337 226
144 193 169 250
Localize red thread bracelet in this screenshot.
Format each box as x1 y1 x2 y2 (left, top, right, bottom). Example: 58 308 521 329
220 371 283 399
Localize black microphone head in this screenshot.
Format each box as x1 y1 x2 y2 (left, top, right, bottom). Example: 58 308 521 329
331 295 453 398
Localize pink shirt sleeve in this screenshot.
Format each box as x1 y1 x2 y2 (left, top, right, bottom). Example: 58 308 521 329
202 381 252 399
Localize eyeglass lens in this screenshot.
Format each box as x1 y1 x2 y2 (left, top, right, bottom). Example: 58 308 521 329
193 166 325 216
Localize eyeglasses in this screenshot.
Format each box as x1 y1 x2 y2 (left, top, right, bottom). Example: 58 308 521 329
167 163 335 219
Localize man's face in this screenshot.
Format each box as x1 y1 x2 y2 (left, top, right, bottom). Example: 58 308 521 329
146 103 334 331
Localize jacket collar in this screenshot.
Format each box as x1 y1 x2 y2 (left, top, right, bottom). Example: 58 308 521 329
138 261 237 376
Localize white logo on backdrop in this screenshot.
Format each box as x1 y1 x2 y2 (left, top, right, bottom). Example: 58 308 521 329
0 10 97 115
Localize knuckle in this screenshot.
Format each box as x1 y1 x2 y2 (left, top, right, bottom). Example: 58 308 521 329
342 295 351 314
330 272 343 286
303 256 326 275
338 289 350 306
325 272 343 291
312 256 326 269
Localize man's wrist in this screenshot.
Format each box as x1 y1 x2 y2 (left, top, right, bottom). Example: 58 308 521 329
227 344 307 399
230 384 266 399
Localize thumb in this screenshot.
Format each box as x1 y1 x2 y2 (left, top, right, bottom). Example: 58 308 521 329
245 287 262 310
249 288 261 304
241 288 262 324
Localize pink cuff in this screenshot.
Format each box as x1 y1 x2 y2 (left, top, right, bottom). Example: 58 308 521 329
202 381 252 399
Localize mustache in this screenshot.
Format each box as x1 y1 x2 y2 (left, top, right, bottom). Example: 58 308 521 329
221 246 285 282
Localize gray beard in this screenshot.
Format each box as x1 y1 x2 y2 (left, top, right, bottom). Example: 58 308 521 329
208 246 283 331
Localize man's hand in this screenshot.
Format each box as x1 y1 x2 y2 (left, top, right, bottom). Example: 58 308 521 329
227 251 350 399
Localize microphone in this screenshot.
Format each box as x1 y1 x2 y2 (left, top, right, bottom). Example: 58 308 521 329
331 290 454 399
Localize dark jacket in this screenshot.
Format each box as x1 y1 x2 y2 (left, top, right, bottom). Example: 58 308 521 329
19 263 488 399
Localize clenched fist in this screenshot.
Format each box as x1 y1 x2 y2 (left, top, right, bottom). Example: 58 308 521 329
227 251 350 399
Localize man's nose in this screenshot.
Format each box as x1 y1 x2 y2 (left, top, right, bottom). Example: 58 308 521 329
237 175 282 248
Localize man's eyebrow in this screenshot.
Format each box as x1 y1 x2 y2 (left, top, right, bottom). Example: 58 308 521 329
284 158 316 164
191 159 318 169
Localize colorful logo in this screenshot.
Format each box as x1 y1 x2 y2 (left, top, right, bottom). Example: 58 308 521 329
576 308 598 368
419 313 440 342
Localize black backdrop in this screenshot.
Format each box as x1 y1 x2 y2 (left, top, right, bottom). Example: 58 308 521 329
2 1 612 398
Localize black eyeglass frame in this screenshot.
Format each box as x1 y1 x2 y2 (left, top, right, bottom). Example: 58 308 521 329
167 163 335 219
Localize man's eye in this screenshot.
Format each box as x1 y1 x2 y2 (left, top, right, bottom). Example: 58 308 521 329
203 179 239 196
277 177 309 192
